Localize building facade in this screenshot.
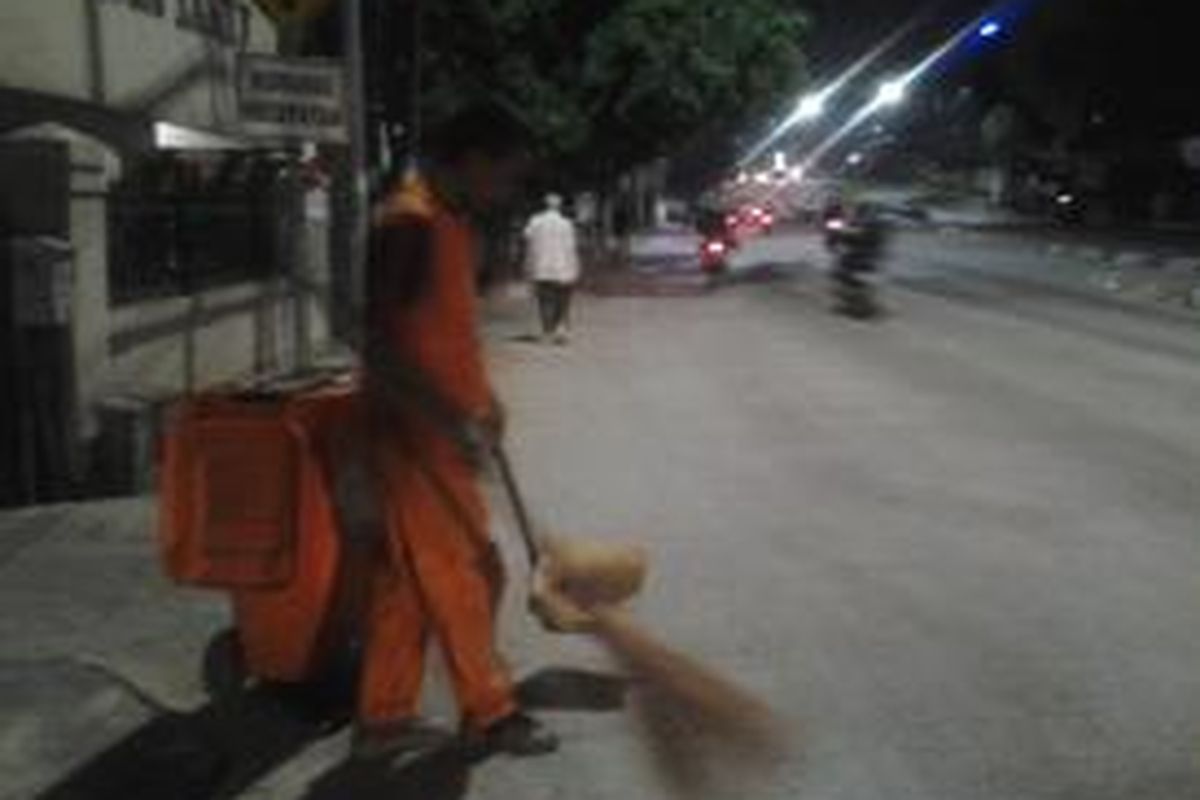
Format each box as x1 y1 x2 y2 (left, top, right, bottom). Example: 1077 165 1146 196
1 1 334 504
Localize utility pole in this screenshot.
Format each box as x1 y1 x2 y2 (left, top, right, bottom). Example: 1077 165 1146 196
341 0 369 350
280 18 310 372
406 0 424 176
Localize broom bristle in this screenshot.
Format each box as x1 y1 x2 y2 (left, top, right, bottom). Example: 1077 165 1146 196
591 608 787 754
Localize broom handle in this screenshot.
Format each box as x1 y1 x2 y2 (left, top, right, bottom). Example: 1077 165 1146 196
491 442 542 569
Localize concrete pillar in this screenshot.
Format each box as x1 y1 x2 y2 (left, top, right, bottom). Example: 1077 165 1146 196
4 124 121 443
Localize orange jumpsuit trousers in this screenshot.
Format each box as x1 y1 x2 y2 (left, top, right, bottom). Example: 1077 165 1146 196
354 176 517 733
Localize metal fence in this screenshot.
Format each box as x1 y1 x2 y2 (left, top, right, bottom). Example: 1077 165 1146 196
107 190 282 304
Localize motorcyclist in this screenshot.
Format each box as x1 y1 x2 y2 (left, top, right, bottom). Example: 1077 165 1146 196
820 197 848 249
826 202 888 318
696 203 733 246
693 202 735 285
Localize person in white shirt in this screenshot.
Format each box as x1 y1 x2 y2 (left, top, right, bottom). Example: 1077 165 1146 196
523 193 581 344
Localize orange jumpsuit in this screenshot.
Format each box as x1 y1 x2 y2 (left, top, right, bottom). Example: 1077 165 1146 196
354 177 516 731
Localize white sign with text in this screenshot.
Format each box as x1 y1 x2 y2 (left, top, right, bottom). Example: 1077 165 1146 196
237 55 347 144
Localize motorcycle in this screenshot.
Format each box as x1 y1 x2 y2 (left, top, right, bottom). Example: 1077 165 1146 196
695 206 737 285
700 236 731 285
823 207 886 319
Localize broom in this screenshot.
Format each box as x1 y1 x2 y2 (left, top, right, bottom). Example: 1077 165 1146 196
286 264 779 747
491 443 788 755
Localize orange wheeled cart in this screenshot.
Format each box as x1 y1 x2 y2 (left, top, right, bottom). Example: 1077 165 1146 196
158 378 368 709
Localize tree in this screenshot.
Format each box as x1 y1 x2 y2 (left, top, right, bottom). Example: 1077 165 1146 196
400 0 813 189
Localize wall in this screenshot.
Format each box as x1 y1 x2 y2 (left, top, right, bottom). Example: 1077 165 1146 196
100 0 276 133
1 123 121 442
107 282 268 395
1 2 344 493
0 3 90 101
70 173 113 440
105 273 335 402
0 0 276 133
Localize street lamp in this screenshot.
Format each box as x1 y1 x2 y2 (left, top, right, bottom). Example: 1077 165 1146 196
794 92 828 122
875 78 909 108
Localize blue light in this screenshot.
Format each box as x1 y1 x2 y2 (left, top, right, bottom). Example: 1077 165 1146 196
978 20 1002 38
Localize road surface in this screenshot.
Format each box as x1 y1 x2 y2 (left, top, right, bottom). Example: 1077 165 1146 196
467 227 1200 798
7 227 1198 799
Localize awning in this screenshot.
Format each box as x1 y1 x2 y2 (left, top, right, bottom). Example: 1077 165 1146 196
153 121 251 151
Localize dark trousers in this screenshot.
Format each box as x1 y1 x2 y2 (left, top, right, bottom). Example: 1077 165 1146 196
535 281 574 335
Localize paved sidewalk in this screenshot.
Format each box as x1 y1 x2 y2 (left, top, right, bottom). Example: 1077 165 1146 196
0 289 634 800
0 499 225 799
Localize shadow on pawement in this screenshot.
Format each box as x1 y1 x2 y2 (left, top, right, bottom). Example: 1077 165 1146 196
33 666 629 800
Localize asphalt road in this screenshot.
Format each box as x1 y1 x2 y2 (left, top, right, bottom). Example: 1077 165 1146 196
8 228 1196 799
460 228 1200 799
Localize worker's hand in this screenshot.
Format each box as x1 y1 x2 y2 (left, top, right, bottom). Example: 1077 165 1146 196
481 397 507 445
456 421 490 472
457 404 503 469
529 564 598 633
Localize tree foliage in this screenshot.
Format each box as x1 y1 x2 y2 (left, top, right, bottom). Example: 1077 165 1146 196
408 0 812 186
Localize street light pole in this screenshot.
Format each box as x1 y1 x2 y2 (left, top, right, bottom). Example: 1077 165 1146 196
278 19 311 372
407 0 424 176
342 0 369 348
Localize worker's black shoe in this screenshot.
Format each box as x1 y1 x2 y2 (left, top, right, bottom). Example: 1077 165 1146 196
352 718 453 760
467 711 559 758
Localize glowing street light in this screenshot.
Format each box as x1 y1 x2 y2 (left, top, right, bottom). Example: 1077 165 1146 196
875 78 909 108
794 92 828 122
786 13 1016 174
736 19 920 168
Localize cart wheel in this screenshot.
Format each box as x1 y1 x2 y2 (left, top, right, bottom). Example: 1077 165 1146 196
202 628 248 703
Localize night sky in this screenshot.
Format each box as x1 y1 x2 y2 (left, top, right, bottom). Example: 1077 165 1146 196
804 0 1200 139
805 0 984 66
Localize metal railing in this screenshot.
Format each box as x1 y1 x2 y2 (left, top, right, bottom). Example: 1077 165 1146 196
107 191 281 304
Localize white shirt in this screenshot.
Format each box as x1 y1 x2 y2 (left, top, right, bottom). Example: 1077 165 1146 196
523 209 581 283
